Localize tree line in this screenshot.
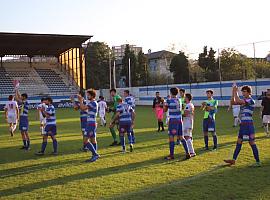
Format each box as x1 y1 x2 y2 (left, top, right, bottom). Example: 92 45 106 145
85 42 270 89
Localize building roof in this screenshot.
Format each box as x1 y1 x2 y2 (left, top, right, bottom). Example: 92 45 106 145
148 50 176 60
0 32 92 57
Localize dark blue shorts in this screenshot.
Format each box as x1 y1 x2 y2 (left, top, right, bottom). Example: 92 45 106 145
119 123 132 135
19 116 29 132
44 124 57 136
203 118 216 132
84 125 97 138
80 118 87 132
168 119 183 136
238 123 255 141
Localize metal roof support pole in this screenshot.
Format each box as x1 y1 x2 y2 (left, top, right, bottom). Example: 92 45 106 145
79 48 83 91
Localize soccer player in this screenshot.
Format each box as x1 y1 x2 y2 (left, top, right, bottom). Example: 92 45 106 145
15 90 30 150
37 98 47 135
261 90 270 136
179 88 186 113
109 88 122 146
202 89 218 151
78 89 100 162
123 90 136 143
228 101 241 127
35 97 58 155
98 96 107 127
165 95 171 125
110 98 135 153
71 91 88 151
183 93 196 157
4 95 19 137
153 92 165 132
224 85 261 167
164 87 190 160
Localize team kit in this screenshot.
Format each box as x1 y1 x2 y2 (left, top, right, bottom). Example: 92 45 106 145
4 84 267 166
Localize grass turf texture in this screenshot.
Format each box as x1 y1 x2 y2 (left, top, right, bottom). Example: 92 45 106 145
0 106 270 200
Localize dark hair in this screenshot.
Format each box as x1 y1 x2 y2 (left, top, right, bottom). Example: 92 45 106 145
21 93 28 99
241 85 252 94
206 89 214 94
185 93 192 101
79 90 85 97
8 95 13 101
99 96 104 100
87 89 96 98
179 88 185 93
110 88 116 93
156 91 160 94
46 97 53 103
124 90 130 95
170 87 179 96
41 97 45 102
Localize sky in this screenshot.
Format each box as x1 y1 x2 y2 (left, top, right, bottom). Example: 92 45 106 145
1 0 270 58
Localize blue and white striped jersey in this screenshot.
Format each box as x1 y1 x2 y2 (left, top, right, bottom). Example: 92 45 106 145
116 103 134 124
125 95 135 110
86 100 98 125
240 97 255 123
45 104 56 125
166 97 182 119
19 101 29 117
75 100 88 120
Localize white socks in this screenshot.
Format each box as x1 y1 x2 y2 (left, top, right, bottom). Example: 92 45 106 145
187 138 195 154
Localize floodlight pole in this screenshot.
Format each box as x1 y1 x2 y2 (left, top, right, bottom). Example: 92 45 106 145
128 58 131 88
113 60 116 88
109 52 112 89
218 49 223 99
253 42 258 97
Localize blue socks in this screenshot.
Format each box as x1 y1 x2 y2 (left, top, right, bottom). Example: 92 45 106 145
213 135 218 148
120 136 125 149
251 144 260 162
41 141 47 153
127 133 133 144
169 141 175 156
86 142 97 156
233 143 242 160
204 136 209 148
181 139 189 154
93 143 97 151
53 139 58 153
131 130 135 143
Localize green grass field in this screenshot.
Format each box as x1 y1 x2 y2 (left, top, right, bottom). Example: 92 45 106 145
1 106 270 200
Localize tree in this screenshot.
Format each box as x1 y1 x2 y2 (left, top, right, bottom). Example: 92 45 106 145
137 50 149 86
121 44 138 86
198 46 219 81
169 51 189 84
85 42 111 89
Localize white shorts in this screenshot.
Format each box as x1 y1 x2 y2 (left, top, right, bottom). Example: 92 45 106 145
40 117 46 125
99 112 106 118
263 115 270 123
7 113 17 124
183 128 193 137
233 108 240 117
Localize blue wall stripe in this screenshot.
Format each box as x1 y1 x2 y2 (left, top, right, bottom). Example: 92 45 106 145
139 80 270 92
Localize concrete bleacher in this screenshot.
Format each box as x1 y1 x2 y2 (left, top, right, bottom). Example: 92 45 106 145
0 63 78 97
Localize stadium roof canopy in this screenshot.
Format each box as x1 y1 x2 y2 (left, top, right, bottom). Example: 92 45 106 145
0 32 92 57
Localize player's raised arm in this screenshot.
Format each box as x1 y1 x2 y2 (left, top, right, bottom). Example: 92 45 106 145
78 94 88 111
232 84 245 105
15 89 22 102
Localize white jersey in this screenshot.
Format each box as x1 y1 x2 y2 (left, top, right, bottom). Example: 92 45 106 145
37 103 48 120
183 102 194 129
232 105 240 117
5 100 18 114
98 100 107 114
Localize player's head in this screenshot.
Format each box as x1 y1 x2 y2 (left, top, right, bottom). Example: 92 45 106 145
266 89 270 99
206 89 213 98
155 91 160 97
179 88 185 97
124 90 129 97
41 97 46 102
170 87 179 96
21 93 28 100
110 88 116 97
241 85 252 97
8 95 14 101
87 89 96 100
79 90 85 98
185 93 192 103
45 97 53 105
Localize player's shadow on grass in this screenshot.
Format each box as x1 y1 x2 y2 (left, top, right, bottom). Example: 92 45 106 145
108 159 270 200
0 155 168 198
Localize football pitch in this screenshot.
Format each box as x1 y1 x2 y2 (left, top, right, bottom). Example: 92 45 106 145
1 106 270 200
